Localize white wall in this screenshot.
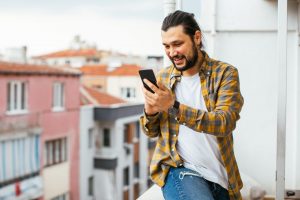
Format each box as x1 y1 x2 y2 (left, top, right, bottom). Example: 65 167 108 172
199 0 297 31
192 0 300 195
92 112 147 200
107 76 144 103
296 19 300 189
46 57 86 67
43 162 70 200
80 106 96 200
94 169 117 200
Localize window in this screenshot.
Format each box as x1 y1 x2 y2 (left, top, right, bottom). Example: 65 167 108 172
135 121 140 139
124 124 130 144
88 176 94 196
51 193 68 200
86 58 100 63
53 82 64 110
0 135 40 188
123 167 129 186
54 140 60 163
134 162 139 178
121 87 136 100
7 81 27 113
88 128 94 149
103 128 110 147
45 138 67 167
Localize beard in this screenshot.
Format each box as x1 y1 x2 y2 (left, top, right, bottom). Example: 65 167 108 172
169 42 199 72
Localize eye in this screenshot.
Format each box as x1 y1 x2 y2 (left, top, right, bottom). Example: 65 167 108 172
164 45 170 50
174 42 182 47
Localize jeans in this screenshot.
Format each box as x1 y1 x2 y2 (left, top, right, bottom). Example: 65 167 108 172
161 166 230 200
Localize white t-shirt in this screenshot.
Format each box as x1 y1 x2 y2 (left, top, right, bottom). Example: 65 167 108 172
175 73 228 189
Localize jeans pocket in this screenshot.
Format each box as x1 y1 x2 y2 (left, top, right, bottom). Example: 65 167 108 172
178 171 202 180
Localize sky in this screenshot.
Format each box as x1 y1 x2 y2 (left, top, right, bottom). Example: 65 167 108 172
0 0 201 57
0 0 165 57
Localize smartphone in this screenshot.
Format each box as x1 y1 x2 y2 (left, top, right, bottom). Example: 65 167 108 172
139 69 158 93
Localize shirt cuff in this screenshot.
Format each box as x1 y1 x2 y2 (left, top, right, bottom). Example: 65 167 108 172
144 109 160 122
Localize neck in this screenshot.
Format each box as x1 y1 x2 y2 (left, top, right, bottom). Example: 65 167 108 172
182 50 204 77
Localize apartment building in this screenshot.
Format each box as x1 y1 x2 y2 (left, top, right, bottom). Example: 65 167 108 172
80 64 144 103
80 85 152 200
0 61 81 200
31 49 105 68
32 48 147 69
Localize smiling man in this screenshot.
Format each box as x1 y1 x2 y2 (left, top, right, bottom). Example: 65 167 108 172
140 10 244 200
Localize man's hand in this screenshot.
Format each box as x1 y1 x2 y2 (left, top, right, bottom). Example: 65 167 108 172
142 79 174 115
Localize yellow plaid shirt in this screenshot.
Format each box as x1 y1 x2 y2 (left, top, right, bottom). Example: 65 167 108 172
140 51 244 200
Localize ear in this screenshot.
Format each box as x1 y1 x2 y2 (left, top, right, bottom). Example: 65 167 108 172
194 30 201 46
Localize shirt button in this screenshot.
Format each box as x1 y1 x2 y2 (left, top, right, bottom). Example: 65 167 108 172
182 122 186 126
171 148 175 152
173 134 176 137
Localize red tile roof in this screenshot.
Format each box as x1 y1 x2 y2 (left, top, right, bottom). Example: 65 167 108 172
0 61 80 76
80 64 142 76
80 85 126 106
32 49 100 59
80 64 109 75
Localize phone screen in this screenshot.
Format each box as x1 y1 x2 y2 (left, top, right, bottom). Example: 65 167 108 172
139 69 158 93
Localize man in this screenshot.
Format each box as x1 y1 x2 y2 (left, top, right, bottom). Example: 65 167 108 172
140 10 244 200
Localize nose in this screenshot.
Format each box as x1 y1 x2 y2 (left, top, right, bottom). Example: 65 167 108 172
169 47 178 57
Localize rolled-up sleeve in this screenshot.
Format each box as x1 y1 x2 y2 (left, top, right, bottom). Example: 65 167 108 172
140 111 161 138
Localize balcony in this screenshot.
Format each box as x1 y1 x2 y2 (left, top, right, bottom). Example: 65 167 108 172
0 175 43 200
0 112 41 134
94 157 118 170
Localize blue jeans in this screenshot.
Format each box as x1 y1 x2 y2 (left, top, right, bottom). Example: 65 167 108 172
161 167 230 200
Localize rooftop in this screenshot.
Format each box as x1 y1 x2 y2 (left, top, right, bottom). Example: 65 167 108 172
80 85 126 106
32 48 101 59
32 48 130 59
0 61 81 76
80 64 142 76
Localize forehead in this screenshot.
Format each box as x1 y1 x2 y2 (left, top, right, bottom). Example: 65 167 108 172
161 25 190 44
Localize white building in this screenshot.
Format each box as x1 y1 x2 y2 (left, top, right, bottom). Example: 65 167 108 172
80 87 151 200
31 48 105 68
1 46 27 63
80 64 145 103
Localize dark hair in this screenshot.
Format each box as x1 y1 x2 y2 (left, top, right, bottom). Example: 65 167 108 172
162 10 203 49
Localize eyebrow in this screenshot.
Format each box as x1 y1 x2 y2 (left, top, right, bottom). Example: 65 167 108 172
162 40 183 46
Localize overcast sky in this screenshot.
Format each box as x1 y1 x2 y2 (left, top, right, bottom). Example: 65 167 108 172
0 0 200 57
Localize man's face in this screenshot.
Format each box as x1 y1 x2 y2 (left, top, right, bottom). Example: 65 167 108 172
161 25 200 72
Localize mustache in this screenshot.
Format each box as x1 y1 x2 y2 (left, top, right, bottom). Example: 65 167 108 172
171 55 185 60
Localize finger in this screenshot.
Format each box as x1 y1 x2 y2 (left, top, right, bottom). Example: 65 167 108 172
142 87 156 99
143 79 159 93
144 93 158 106
144 96 156 106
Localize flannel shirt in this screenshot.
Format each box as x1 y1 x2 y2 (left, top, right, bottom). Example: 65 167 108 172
140 51 244 200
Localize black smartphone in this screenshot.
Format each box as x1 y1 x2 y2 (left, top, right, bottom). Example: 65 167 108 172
139 69 158 93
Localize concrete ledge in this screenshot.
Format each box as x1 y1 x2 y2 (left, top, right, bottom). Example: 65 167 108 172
137 185 164 200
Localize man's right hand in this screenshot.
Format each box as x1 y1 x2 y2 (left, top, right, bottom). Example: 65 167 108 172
141 79 174 115
142 86 160 115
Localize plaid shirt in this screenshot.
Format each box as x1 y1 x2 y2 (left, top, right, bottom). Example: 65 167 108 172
140 51 244 200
